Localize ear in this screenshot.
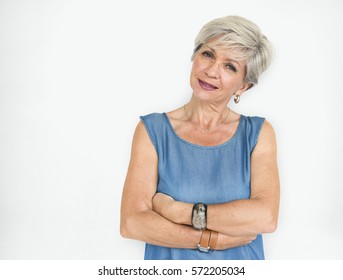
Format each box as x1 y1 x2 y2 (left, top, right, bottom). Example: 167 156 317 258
235 82 252 97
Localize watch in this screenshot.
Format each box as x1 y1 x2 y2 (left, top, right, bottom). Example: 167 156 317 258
197 230 218 253
198 229 211 252
192 203 207 230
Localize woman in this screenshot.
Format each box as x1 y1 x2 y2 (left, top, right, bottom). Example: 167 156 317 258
120 15 280 260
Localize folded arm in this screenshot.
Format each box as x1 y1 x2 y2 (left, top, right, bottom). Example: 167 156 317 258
152 120 280 236
120 121 257 249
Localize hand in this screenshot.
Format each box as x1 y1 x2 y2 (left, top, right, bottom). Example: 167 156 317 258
152 192 175 220
215 233 257 250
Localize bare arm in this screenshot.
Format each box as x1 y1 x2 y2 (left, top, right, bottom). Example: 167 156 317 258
152 120 280 236
120 121 200 248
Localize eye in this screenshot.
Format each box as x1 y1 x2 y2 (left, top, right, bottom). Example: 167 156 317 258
226 64 237 72
202 51 214 59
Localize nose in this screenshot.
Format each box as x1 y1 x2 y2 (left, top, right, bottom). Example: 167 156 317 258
205 61 220 79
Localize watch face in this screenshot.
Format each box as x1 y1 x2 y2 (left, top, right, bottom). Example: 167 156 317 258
192 203 207 230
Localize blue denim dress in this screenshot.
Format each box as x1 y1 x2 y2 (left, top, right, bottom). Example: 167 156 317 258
140 112 265 260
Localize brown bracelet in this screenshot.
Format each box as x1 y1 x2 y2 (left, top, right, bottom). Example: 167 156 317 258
209 230 218 250
198 229 211 252
197 229 218 252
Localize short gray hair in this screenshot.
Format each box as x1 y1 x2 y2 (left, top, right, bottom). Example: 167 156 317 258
192 15 273 87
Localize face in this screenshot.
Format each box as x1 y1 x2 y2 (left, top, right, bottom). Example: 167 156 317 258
190 44 250 104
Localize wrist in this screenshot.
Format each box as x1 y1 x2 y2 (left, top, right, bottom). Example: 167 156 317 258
173 201 193 225
192 203 207 230
191 228 203 249
197 229 218 252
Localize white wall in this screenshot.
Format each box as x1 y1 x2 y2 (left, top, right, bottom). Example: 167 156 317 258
1 0 342 259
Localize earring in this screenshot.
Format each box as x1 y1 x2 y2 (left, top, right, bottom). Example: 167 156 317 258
234 94 240 104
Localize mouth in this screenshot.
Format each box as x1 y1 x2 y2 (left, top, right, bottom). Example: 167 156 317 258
198 79 218 91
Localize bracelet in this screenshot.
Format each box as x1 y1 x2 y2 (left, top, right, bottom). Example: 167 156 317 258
192 203 207 230
209 230 218 250
197 229 211 252
197 230 218 253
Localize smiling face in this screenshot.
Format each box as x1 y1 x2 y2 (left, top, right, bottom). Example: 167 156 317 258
190 44 251 104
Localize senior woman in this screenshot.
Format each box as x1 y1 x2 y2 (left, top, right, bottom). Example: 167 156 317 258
120 15 280 260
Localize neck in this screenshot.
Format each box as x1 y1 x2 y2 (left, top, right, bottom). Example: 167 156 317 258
184 98 230 131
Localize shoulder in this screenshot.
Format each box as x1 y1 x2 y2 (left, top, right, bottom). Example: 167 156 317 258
253 119 277 156
260 119 276 137
140 112 165 124
239 115 276 153
131 119 158 160
243 115 265 127
243 115 275 136
131 113 164 148
139 112 166 137
238 115 264 149
136 112 167 154
258 119 276 145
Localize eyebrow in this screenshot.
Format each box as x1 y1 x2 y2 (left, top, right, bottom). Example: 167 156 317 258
206 46 243 67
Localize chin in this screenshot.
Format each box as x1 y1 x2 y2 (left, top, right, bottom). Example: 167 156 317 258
192 88 218 102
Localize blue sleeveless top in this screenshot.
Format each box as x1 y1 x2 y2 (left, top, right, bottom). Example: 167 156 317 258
140 112 265 260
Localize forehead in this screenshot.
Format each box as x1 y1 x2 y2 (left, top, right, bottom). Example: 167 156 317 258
204 35 249 62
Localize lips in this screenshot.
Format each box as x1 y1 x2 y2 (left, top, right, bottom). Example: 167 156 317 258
198 79 218 91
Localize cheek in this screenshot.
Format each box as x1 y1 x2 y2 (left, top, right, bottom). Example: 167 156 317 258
189 61 201 85
191 58 206 75
221 76 235 89
222 74 245 91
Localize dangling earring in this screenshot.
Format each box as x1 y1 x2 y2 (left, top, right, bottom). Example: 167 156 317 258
234 94 240 104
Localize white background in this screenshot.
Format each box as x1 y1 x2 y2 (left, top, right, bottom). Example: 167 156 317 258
1 0 342 259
